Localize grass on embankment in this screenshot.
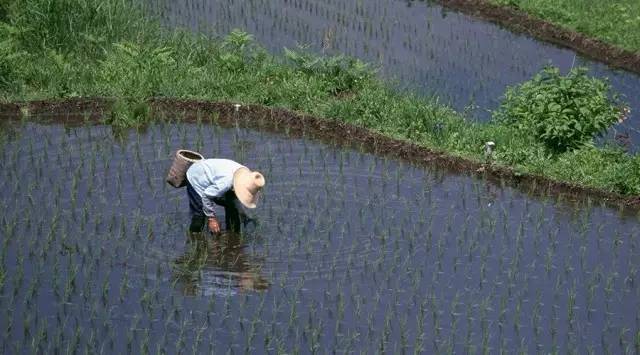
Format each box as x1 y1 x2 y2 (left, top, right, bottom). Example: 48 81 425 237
490 0 640 53
1 0 640 196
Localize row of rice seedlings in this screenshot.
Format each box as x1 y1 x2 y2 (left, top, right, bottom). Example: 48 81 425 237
1 117 638 352
269 116 640 351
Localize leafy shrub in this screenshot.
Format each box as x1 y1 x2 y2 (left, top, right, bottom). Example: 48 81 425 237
493 67 624 152
214 30 263 73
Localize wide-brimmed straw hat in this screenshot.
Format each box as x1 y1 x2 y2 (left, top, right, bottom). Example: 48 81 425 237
233 167 265 209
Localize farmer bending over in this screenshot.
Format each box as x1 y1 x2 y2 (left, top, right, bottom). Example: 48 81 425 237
186 159 265 234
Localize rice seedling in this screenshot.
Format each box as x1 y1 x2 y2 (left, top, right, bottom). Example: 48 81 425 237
0 106 637 353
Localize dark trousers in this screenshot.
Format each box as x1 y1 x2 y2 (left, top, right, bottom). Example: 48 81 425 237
187 181 244 233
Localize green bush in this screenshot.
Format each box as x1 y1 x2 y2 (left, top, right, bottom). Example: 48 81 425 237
214 30 264 73
493 67 624 152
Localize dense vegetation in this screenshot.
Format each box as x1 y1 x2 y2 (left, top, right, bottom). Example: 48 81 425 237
1 0 639 195
491 0 640 53
494 67 624 153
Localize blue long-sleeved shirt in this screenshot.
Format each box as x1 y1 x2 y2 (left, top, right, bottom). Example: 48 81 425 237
186 159 244 217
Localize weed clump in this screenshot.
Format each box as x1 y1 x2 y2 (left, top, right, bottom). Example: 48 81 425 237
494 67 625 153
107 99 150 128
284 47 374 96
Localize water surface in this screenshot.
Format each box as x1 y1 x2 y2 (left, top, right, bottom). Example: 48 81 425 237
0 116 638 353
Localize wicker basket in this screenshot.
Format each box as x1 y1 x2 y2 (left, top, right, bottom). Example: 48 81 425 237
166 149 204 188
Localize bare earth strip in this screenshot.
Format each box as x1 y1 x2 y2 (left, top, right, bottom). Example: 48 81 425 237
1 98 639 211
436 0 640 74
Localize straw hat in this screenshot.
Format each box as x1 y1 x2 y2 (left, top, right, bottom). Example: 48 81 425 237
233 167 265 209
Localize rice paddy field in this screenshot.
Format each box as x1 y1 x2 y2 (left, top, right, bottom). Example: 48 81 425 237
0 111 638 353
148 0 640 149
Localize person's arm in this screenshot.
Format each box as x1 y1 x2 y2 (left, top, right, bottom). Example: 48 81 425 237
202 181 230 233
207 216 220 234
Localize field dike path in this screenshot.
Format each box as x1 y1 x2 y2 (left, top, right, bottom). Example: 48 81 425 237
436 0 640 74
1 97 639 211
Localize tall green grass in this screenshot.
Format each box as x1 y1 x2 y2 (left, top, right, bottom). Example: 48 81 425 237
491 0 640 53
1 0 640 195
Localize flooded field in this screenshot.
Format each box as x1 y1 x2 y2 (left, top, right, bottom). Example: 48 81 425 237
149 0 640 148
0 113 638 353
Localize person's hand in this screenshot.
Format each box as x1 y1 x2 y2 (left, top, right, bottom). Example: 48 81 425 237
207 217 221 234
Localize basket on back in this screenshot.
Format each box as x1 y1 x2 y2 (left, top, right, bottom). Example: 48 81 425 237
166 149 204 188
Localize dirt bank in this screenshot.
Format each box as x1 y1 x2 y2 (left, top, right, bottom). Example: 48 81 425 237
436 0 640 75
1 98 639 211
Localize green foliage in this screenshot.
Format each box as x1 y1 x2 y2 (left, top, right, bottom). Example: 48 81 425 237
0 24 26 92
284 47 374 95
612 154 640 195
4 0 152 56
489 0 640 52
214 30 267 73
222 29 254 51
0 3 6 22
541 145 640 194
107 98 150 128
494 67 623 152
97 42 177 97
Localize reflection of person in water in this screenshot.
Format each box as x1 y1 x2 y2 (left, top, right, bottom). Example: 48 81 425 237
185 159 265 234
172 232 270 295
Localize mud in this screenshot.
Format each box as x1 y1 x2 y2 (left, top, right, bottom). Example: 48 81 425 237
1 97 639 210
436 0 640 74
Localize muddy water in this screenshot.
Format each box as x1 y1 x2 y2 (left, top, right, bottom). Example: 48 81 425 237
149 0 640 149
0 117 638 353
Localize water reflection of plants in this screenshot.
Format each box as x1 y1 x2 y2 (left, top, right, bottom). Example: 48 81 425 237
172 232 270 296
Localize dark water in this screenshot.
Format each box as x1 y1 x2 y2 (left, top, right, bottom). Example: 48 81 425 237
0 116 638 353
149 0 640 149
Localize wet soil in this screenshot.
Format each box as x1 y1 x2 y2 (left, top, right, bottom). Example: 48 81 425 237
1 98 639 211
436 0 640 74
